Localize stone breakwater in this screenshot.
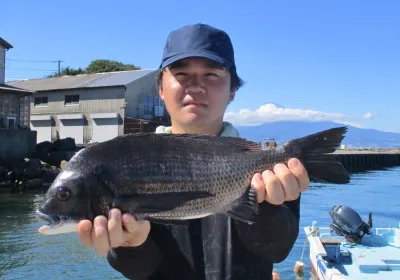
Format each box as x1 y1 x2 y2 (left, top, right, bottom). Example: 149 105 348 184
0 137 82 193
0 158 61 192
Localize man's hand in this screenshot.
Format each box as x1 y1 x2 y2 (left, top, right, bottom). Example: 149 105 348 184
251 158 310 205
77 209 151 256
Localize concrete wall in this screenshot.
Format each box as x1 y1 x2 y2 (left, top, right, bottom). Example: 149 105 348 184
0 129 37 165
336 153 400 173
0 46 4 84
0 92 20 128
30 87 125 143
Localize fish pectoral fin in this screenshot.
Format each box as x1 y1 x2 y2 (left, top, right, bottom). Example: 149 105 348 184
113 191 214 214
227 187 259 224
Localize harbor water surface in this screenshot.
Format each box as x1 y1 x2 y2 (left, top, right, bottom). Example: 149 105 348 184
1 167 399 279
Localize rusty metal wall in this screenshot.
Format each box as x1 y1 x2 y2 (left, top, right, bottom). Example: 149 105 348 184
123 117 171 134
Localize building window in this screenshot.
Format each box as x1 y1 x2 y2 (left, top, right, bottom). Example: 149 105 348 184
154 96 165 117
143 95 154 116
6 116 16 129
34 97 48 106
65 95 79 105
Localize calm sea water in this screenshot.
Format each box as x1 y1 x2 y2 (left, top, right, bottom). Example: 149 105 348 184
0 167 399 279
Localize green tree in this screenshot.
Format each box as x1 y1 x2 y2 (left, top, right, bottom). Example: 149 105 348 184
86 59 141 73
47 67 86 78
46 59 141 78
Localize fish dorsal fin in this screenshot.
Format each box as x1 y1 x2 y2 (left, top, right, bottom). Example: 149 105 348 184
217 136 263 151
117 132 263 152
155 133 263 152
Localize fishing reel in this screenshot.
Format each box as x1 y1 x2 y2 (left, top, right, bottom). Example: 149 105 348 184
329 205 372 243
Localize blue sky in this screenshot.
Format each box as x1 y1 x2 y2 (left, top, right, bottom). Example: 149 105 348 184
3 0 399 132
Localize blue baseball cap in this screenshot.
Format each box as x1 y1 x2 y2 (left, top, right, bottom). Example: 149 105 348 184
159 23 236 70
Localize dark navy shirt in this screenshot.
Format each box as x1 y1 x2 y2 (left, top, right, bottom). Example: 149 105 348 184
107 197 301 280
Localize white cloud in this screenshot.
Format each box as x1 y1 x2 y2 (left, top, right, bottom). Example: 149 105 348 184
224 103 366 127
364 112 373 119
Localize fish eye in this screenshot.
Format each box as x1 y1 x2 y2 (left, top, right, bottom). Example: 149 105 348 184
56 187 71 201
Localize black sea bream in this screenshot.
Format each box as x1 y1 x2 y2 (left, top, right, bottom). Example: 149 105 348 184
36 127 349 235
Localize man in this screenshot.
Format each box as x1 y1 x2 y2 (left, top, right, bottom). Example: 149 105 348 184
78 23 309 280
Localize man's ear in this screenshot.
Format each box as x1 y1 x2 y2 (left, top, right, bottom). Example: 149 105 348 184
229 90 235 102
159 87 165 101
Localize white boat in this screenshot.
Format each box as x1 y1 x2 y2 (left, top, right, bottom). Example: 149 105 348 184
304 205 400 279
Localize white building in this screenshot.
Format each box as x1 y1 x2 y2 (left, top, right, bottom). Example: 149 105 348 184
7 69 169 144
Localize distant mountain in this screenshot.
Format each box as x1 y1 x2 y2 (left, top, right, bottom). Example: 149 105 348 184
261 102 286 108
236 121 400 149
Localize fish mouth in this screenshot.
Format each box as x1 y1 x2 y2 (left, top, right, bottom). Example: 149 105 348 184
36 209 63 223
35 209 78 235
36 209 61 225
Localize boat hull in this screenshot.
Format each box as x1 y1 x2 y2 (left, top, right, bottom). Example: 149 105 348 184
304 222 400 280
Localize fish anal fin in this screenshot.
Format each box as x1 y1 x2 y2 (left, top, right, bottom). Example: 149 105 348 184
149 218 190 226
112 191 214 214
227 187 259 224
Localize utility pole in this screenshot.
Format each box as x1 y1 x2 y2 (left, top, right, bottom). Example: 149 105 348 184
52 60 64 76
57 60 63 76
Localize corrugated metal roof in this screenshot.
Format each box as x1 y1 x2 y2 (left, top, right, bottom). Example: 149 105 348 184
0 37 13 49
0 83 32 95
86 70 156 88
6 69 157 92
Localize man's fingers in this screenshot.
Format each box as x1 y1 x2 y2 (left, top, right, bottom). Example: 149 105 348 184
273 163 300 201
288 158 310 192
122 214 151 247
262 170 285 205
77 220 93 247
121 213 139 233
108 209 124 248
92 215 110 255
251 173 265 203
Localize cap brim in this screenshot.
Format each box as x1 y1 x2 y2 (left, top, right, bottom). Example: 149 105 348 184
160 51 232 69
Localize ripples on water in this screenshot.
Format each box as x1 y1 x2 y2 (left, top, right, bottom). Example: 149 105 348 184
0 194 124 279
0 168 399 279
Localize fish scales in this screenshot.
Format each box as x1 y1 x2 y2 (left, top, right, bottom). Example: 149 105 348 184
118 150 282 220
70 135 264 219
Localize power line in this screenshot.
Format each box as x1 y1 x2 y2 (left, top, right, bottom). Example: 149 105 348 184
6 58 61 63
7 68 57 72
6 58 64 76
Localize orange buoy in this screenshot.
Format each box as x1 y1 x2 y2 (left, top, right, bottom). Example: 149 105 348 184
272 269 280 280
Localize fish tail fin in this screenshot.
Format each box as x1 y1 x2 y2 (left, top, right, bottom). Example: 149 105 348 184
282 126 350 184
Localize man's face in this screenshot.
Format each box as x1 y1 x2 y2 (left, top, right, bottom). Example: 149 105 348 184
159 57 234 132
